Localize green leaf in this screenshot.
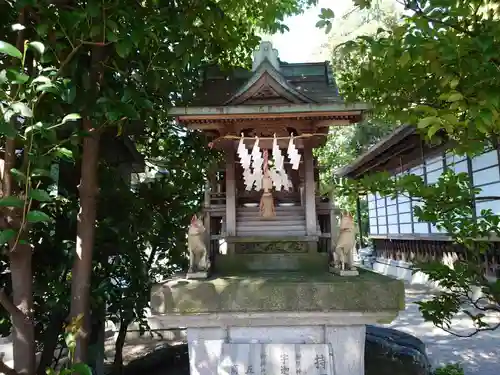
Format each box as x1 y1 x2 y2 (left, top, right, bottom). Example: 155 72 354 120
427 123 442 138
479 110 493 126
27 41 45 55
0 196 25 208
55 147 73 160
31 76 51 86
24 121 44 136
116 41 132 58
325 21 332 34
400 51 410 67
441 113 459 124
0 41 22 59
418 116 439 128
36 83 59 95
62 113 81 123
449 78 459 89
11 102 33 117
106 29 118 42
36 23 49 37
315 20 327 28
31 168 52 179
29 189 52 202
320 7 335 19
0 121 17 138
447 92 464 102
90 25 101 38
71 363 92 375
6 69 29 84
413 105 438 115
10 168 27 182
26 210 52 223
0 229 16 246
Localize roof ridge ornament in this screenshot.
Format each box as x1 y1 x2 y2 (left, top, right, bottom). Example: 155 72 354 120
252 41 280 71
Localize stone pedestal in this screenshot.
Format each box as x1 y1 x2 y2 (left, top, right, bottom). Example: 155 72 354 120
150 271 405 375
186 271 208 279
329 266 359 277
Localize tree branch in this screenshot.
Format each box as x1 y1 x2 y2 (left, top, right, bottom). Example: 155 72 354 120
0 288 29 324
406 1 478 38
0 353 19 375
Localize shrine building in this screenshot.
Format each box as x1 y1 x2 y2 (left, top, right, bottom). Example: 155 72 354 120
168 41 369 271
338 124 500 283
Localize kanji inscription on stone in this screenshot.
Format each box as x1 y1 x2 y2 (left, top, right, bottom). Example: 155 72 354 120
298 344 332 375
264 344 296 375
218 344 262 375
217 343 333 375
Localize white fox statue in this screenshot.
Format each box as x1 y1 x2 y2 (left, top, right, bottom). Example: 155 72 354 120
331 212 357 273
187 214 209 274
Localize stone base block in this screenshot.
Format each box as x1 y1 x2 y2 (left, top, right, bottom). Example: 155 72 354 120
186 271 208 280
187 325 366 375
329 266 359 276
151 270 404 315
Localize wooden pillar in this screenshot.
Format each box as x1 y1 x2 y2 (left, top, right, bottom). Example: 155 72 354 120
303 143 317 237
356 194 363 249
330 194 339 248
225 147 237 239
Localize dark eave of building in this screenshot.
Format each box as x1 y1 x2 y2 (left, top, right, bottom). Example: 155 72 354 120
336 124 451 179
336 125 421 179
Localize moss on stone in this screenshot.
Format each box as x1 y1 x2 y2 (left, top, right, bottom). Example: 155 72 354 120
151 268 405 315
216 253 329 274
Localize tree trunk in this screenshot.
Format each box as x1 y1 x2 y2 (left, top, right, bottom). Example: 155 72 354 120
2 116 36 375
9 242 36 375
36 311 66 375
69 38 105 363
112 318 130 375
69 118 100 362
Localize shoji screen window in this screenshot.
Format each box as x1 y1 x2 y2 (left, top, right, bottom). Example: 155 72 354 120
446 152 467 174
426 153 446 232
367 193 378 235
408 163 429 233
425 154 444 184
376 193 387 234
386 195 399 234
471 149 500 218
397 192 412 234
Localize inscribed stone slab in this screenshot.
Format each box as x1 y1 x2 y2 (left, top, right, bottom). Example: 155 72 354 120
298 344 332 375
217 344 333 375
218 343 262 375
264 344 297 375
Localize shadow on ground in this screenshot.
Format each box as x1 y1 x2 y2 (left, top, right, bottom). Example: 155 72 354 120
386 286 500 374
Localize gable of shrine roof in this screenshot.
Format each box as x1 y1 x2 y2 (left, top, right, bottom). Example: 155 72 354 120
224 60 315 105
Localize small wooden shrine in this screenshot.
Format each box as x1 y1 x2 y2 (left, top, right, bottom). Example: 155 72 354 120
169 41 368 271
153 43 404 375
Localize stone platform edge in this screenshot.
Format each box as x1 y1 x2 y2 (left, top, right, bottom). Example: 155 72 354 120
147 310 399 328
150 269 405 320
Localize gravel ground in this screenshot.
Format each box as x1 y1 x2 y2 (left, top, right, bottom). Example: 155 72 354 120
386 285 500 374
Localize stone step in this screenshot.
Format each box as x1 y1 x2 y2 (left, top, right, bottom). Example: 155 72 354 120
236 220 306 228
236 212 306 221
236 230 308 237
238 206 304 212
238 210 305 217
237 225 306 233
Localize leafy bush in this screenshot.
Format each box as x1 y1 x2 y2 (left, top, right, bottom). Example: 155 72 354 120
433 363 465 375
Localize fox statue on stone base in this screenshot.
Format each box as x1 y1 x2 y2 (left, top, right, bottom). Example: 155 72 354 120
330 212 357 273
187 214 209 274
